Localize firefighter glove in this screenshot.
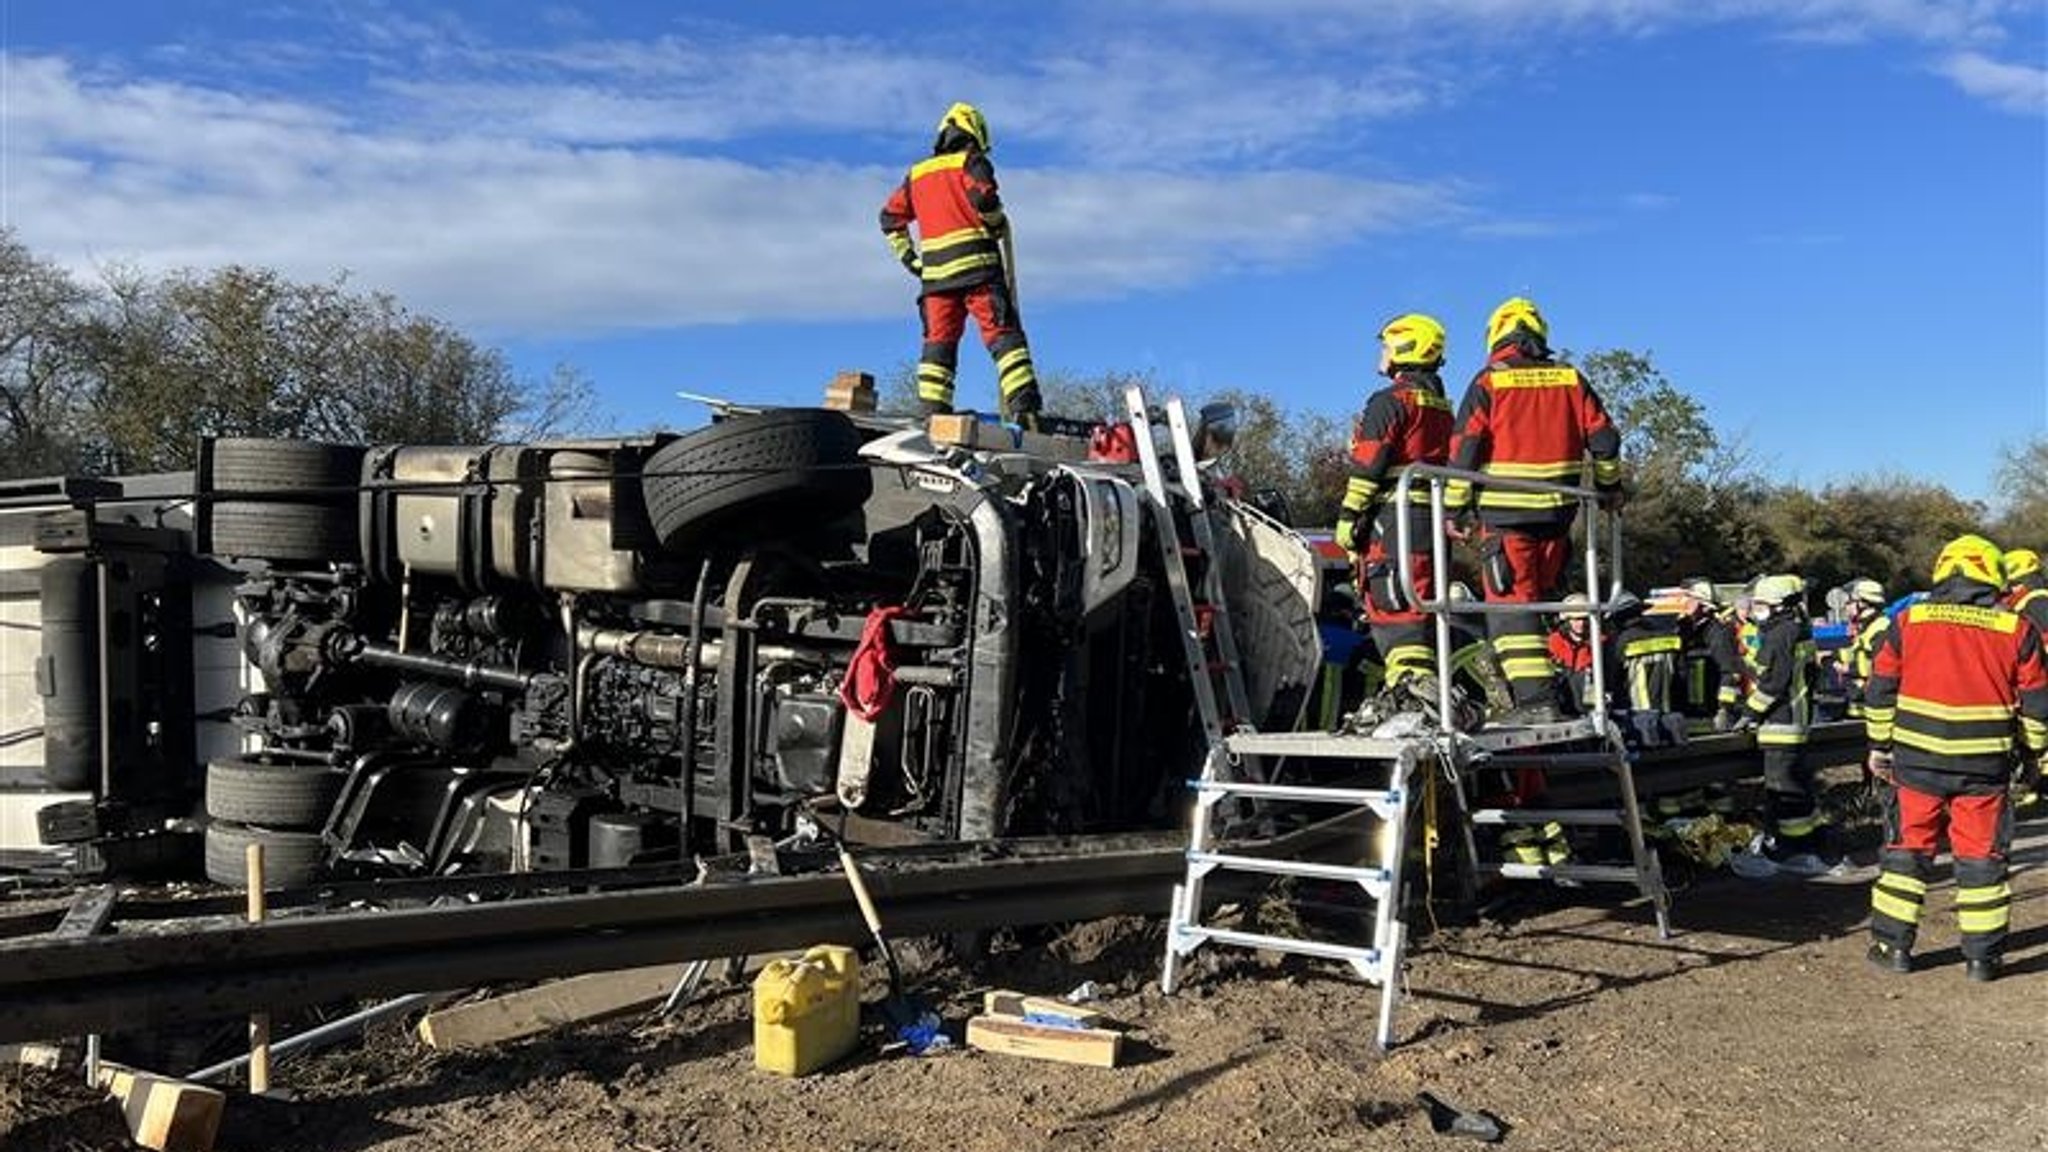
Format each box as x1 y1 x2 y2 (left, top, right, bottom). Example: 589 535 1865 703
1598 485 1628 513
1712 705 1741 733
1335 515 1359 553
901 252 923 278
1866 747 1895 783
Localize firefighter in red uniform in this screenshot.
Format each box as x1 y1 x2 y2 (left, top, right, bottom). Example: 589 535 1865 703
2001 548 2048 806
2001 547 2048 628
1447 298 1624 724
1546 592 1599 713
879 103 1042 424
1336 314 1456 691
1864 535 2048 982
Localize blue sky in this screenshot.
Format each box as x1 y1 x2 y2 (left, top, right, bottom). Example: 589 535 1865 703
3 0 2043 503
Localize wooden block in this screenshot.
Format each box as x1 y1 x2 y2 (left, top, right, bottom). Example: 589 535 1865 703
925 413 982 447
982 989 1106 1028
966 1015 1122 1067
417 963 694 1049
824 371 877 413
96 1063 224 1152
1015 430 1092 462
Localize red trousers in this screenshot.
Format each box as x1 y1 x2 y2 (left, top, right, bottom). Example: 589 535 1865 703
1358 538 1431 627
1483 527 1569 602
1889 786 2006 860
920 283 1018 348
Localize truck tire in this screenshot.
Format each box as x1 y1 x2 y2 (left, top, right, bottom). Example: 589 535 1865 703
205 754 344 827
204 822 328 888
209 501 357 562
210 439 366 496
642 409 870 552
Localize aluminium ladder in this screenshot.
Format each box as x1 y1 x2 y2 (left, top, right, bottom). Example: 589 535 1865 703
1133 383 1425 1049
1161 730 1427 1051
1122 385 1255 752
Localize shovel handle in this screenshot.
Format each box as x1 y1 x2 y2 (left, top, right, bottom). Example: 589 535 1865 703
838 845 887 936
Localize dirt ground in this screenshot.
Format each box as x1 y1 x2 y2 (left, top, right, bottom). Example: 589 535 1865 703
6 806 2046 1152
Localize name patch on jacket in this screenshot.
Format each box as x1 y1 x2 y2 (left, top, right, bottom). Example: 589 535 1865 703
1906 603 2019 633
1490 367 1578 390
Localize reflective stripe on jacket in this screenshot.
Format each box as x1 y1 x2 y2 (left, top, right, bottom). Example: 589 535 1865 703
879 149 1005 293
1746 615 1814 746
1446 349 1623 527
1865 583 2048 780
1341 370 1454 541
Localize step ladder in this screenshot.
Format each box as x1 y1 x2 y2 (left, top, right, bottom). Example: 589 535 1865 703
1162 730 1429 1050
1123 385 1254 752
1450 722 1672 937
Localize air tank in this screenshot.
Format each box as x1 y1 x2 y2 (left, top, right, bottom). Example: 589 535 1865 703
37 559 98 791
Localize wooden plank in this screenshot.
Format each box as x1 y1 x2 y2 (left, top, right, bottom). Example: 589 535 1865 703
2 1041 66 1069
982 989 1106 1028
965 1015 1122 1068
417 963 692 1049
52 886 118 940
96 1062 224 1152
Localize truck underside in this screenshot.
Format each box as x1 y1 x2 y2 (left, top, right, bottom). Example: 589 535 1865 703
1 409 1324 884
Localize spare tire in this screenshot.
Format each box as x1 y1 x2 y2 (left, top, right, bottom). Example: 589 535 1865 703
642 409 870 552
204 822 328 888
206 754 344 828
210 501 358 562
211 438 365 496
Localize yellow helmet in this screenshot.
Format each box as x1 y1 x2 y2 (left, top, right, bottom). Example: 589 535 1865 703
1680 577 1720 607
1932 534 2003 587
935 102 991 152
1559 591 1592 619
1486 296 1547 349
1379 312 1446 368
2003 547 2043 585
1846 578 1886 607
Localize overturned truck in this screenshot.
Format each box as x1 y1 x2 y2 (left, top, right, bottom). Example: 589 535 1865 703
19 407 1323 885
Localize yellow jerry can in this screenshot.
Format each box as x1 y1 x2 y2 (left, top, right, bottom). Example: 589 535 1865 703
752 944 861 1076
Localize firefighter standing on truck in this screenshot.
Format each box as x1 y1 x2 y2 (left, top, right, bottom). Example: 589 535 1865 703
1446 297 1625 724
1864 535 2048 982
1336 314 1456 693
1735 574 1830 872
879 103 1043 425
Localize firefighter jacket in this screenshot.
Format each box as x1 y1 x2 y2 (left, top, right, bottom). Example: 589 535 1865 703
1864 578 2048 786
1446 347 1623 528
1845 613 1891 718
1744 612 1814 747
1617 612 1683 710
2008 579 2048 635
879 148 1006 295
1682 610 1745 714
1340 369 1454 542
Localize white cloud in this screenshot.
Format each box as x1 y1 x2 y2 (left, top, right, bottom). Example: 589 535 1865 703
366 34 1431 164
1159 0 2026 43
1937 51 2048 115
2 56 1455 335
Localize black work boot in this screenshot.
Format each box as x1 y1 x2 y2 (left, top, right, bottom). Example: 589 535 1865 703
1867 941 1912 974
1965 956 2002 983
